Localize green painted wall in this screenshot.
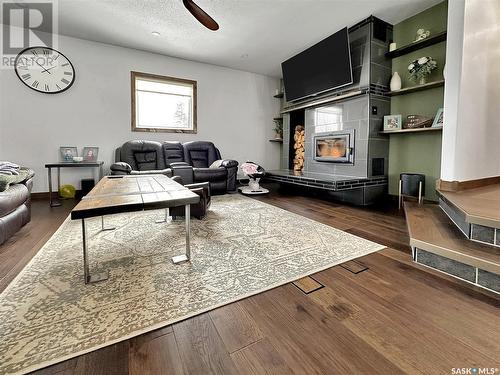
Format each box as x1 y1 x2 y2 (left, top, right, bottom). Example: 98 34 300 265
389 1 447 201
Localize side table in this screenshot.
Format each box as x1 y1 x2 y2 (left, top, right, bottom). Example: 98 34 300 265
45 162 104 207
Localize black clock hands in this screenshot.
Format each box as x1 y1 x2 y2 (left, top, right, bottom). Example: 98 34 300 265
35 60 52 74
41 66 57 74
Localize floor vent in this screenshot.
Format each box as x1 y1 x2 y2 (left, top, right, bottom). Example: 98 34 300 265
340 260 369 274
292 276 324 294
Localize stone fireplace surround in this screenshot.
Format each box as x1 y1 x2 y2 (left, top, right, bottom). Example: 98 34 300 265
266 16 392 206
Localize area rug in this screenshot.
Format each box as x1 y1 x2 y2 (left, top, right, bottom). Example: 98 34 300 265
0 194 384 374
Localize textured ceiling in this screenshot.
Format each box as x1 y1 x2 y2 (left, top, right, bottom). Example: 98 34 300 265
56 0 443 77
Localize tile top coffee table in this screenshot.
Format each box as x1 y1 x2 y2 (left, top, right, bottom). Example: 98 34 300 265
71 175 200 284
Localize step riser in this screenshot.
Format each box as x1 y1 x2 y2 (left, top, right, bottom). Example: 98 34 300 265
413 247 500 293
439 198 500 249
438 197 470 237
470 224 500 248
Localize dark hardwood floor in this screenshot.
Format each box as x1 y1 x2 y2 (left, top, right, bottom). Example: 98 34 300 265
1 184 499 374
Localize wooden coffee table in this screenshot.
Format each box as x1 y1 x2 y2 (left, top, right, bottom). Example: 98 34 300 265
71 175 200 284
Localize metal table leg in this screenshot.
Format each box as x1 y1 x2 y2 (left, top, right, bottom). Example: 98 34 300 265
100 216 116 231
172 204 191 264
82 218 109 284
48 167 62 207
156 208 171 224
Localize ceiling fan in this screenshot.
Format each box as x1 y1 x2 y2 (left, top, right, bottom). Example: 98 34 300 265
182 0 219 31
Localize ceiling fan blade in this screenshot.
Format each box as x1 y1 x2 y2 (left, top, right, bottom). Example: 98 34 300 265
183 0 219 31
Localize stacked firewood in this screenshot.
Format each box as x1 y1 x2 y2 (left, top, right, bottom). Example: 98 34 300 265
293 125 305 172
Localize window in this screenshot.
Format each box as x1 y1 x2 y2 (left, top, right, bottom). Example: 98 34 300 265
131 71 197 133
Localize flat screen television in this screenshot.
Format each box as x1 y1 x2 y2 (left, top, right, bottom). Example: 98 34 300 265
281 27 353 102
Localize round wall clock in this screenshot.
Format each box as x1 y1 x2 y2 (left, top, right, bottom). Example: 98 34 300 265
14 46 75 94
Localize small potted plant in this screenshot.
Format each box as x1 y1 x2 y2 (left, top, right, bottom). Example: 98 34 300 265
273 119 283 140
408 56 437 85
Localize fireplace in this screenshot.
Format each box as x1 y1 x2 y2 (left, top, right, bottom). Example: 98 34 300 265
313 130 354 163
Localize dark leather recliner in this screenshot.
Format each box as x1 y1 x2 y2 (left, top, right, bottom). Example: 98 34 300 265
110 140 238 195
0 169 34 245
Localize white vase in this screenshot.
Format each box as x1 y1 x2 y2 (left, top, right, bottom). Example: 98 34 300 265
390 72 402 91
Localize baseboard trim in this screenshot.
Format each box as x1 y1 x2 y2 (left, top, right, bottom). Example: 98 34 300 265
436 176 500 192
31 191 82 200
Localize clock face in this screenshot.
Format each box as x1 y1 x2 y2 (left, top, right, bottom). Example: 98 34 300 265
14 46 75 94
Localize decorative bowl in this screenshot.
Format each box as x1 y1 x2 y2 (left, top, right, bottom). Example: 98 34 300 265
73 156 84 162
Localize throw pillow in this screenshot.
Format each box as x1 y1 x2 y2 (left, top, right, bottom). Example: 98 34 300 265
0 169 30 192
209 160 223 169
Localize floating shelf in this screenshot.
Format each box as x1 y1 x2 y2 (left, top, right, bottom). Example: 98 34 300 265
269 138 284 143
380 126 443 135
387 80 445 96
273 93 284 98
386 31 447 58
273 117 283 121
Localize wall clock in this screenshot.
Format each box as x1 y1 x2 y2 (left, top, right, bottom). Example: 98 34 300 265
14 46 75 94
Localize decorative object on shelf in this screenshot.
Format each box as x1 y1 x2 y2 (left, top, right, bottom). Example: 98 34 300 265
390 72 402 91
415 28 430 42
383 115 402 131
408 56 437 85
389 42 397 52
273 118 283 139
293 125 305 172
239 162 269 195
83 147 99 162
72 156 84 162
14 47 75 94
60 147 78 162
432 108 444 127
405 115 433 129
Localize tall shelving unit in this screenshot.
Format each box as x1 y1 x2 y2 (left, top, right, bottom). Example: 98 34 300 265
385 0 448 201
270 79 285 143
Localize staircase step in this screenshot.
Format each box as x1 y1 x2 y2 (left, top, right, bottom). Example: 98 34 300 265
404 202 500 293
437 184 500 247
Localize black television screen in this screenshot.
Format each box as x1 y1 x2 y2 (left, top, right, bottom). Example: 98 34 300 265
281 27 353 102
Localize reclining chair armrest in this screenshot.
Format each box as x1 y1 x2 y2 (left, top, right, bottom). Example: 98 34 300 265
219 160 238 193
185 181 211 208
110 162 132 175
220 159 238 169
171 163 194 185
169 162 190 167
171 175 183 184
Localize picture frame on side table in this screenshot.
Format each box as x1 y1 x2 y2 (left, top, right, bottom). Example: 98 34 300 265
432 108 444 127
83 147 99 162
60 147 78 162
383 115 402 131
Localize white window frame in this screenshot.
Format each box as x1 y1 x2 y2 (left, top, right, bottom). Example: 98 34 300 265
131 71 197 134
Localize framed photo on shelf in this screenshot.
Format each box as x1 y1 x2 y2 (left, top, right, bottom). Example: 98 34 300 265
82 147 99 162
383 115 402 131
432 108 444 127
60 147 78 162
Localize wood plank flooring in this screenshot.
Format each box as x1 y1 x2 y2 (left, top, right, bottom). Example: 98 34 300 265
1 185 499 374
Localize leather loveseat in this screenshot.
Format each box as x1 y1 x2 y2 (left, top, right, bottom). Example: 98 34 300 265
0 169 34 245
110 140 238 195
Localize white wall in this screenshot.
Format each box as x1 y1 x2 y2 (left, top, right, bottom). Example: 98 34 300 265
0 33 280 192
441 0 500 181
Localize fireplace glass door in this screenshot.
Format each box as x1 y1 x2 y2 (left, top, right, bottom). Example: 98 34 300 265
313 131 354 163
